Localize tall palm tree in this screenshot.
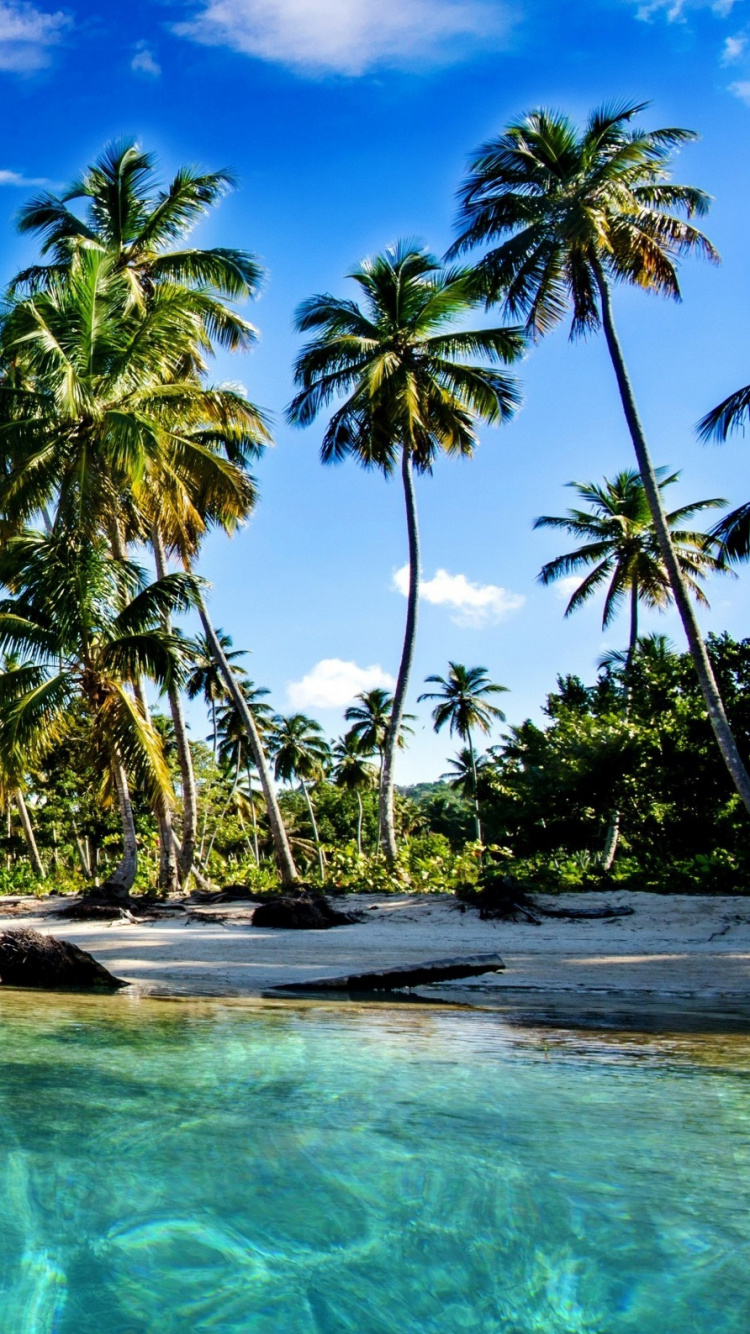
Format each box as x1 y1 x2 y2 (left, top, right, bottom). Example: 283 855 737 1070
9 141 299 888
419 663 507 842
441 746 490 802
0 531 194 897
288 242 524 865
536 470 725 675
269 714 331 881
451 100 750 815
537 469 724 865
332 732 377 856
343 687 414 854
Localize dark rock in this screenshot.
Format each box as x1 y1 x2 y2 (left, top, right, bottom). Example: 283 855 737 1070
56 894 155 921
0 928 125 991
252 893 358 930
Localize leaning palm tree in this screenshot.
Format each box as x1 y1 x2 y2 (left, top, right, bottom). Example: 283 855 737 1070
343 686 414 852
0 531 195 897
451 100 750 814
269 714 331 881
332 732 377 856
536 470 725 675
212 683 274 864
288 242 525 865
419 663 507 842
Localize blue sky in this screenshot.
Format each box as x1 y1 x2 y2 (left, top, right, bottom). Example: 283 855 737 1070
1 0 749 780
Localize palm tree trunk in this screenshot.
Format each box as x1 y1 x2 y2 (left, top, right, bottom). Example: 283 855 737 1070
133 677 179 893
356 791 364 857
152 527 198 883
14 791 45 879
205 750 242 866
380 447 420 867
595 266 750 816
467 730 482 844
103 760 138 898
301 778 325 882
247 764 260 864
196 598 298 887
601 584 639 871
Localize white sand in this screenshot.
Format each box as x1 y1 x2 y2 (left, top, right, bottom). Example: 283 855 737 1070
3 891 749 1018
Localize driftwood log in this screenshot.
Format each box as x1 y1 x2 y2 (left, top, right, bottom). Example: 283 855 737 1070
271 952 505 993
0 928 125 991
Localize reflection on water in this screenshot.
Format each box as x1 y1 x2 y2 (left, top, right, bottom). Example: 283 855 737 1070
0 992 747 1333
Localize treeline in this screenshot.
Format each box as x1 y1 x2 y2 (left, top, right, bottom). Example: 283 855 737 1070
0 100 749 899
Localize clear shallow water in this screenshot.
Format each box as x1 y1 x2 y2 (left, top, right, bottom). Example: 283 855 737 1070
0 994 748 1334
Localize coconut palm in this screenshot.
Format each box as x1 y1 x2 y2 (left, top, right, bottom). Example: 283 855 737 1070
187 631 248 756
698 391 750 564
269 714 331 880
332 732 377 856
0 531 195 897
419 663 507 842
211 683 274 864
287 241 524 866
441 746 490 802
536 470 725 675
451 100 750 815
13 139 262 349
343 687 414 853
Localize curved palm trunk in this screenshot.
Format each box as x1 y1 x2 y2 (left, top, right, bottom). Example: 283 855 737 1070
14 791 45 879
197 599 298 887
467 730 482 845
601 588 638 871
205 749 242 866
595 267 750 817
380 447 420 867
153 528 198 884
104 760 138 898
246 764 260 864
301 778 325 882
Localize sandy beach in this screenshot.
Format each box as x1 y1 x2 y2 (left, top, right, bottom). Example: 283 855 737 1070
1 890 748 1023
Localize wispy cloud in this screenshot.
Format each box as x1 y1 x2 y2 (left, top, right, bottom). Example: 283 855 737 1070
0 1 70 72
174 0 514 76
729 76 750 97
393 565 525 628
635 0 740 19
287 658 395 709
131 40 161 77
722 31 747 59
0 167 50 185
551 574 583 604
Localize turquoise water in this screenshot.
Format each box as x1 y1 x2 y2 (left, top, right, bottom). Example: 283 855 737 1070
0 994 748 1333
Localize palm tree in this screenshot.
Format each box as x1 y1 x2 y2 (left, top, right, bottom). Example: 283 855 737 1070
441 746 490 802
288 242 524 865
212 682 273 865
187 631 248 756
450 100 750 815
269 714 331 881
419 663 507 842
698 387 750 565
332 732 377 856
0 531 194 897
343 687 414 853
536 470 725 675
537 469 724 866
8 141 299 888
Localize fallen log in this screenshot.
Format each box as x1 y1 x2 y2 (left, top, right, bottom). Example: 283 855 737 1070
537 905 634 920
271 952 505 994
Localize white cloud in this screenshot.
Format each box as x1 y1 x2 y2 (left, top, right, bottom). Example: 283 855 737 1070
132 41 161 76
287 658 395 709
552 574 583 604
0 2 70 72
635 0 739 18
722 31 747 59
393 564 525 628
173 0 514 76
0 167 49 185
730 76 750 98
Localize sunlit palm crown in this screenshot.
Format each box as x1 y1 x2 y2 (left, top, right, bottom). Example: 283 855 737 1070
13 140 263 352
0 251 269 547
535 469 725 625
269 713 332 785
450 101 718 336
419 662 507 738
287 241 525 472
0 532 196 800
